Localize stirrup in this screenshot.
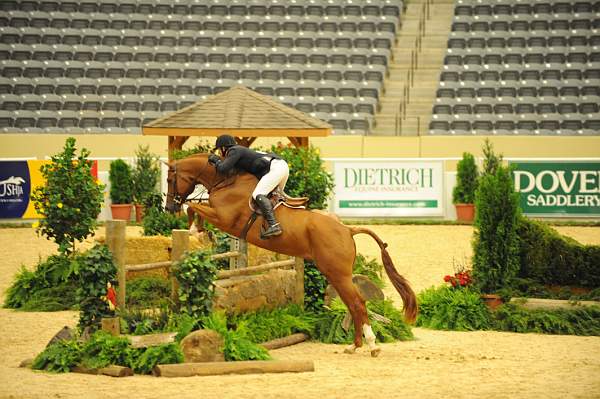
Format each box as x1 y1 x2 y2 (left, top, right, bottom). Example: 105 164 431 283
260 223 282 239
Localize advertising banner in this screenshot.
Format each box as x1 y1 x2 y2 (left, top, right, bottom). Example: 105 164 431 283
510 161 600 216
0 160 98 219
333 160 444 217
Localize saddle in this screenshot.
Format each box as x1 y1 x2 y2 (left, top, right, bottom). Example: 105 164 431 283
242 189 309 240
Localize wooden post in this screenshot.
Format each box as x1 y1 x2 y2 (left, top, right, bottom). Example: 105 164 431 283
101 317 120 336
294 257 304 306
229 238 248 269
170 229 189 304
106 220 126 308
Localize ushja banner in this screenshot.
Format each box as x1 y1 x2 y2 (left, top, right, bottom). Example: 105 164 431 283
333 160 444 217
510 161 600 216
0 160 98 219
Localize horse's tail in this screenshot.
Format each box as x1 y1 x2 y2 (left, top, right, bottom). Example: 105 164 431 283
350 227 418 323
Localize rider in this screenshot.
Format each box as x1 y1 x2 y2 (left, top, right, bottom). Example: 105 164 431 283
208 134 288 238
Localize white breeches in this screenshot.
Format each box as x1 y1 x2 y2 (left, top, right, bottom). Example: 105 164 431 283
252 159 289 199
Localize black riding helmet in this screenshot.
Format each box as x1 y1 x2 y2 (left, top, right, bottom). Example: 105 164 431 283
215 134 236 150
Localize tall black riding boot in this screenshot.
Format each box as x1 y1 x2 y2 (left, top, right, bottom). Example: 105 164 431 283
254 194 283 238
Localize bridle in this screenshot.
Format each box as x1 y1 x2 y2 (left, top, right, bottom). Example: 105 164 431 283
166 156 215 210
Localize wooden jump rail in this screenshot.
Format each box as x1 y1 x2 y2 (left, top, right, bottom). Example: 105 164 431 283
105 220 304 308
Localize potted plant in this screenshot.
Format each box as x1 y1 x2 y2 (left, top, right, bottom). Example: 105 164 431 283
109 159 133 221
452 152 478 222
131 145 161 223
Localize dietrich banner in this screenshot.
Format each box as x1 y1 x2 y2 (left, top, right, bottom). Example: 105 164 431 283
510 161 600 216
333 160 444 217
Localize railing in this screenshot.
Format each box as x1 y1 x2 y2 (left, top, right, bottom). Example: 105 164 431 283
105 220 304 307
396 0 434 136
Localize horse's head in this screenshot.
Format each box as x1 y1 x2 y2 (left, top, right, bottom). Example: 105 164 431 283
165 154 213 213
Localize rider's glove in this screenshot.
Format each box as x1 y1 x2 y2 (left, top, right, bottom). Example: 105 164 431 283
208 154 220 166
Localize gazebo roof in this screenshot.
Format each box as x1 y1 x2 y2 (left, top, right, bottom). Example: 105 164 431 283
142 85 331 137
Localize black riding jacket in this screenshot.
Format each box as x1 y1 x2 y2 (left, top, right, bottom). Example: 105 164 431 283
214 145 282 179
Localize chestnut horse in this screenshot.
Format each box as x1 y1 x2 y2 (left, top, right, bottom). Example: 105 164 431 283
165 154 417 356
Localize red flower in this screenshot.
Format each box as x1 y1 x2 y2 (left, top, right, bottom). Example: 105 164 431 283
444 275 452 282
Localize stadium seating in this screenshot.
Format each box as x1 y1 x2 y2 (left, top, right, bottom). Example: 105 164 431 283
0 0 403 134
430 0 600 135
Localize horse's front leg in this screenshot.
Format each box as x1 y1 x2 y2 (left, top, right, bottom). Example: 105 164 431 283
186 203 220 227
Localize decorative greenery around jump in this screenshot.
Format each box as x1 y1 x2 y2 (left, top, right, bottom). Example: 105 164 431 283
416 285 600 336
32 331 184 375
4 244 116 327
108 159 133 205
452 152 479 205
31 137 104 255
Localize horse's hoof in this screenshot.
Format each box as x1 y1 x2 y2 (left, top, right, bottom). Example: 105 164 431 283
344 345 356 354
370 347 382 358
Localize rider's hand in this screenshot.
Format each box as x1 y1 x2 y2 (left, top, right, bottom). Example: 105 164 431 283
208 154 220 166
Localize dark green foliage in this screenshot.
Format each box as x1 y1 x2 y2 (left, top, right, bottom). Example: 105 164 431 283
131 145 161 205
416 286 492 331
516 218 600 288
76 245 117 331
31 137 104 255
171 141 212 160
270 144 334 210
173 250 218 319
109 159 133 204
129 343 184 374
204 222 231 269
497 278 600 302
303 260 327 312
202 312 271 361
353 254 384 288
472 165 521 293
4 254 78 311
80 331 130 369
118 306 172 335
231 304 315 343
125 277 171 308
142 207 187 236
481 138 503 176
313 298 414 344
32 340 82 373
452 152 479 204
492 304 600 336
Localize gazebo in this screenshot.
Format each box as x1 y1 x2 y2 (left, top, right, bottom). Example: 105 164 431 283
142 85 331 159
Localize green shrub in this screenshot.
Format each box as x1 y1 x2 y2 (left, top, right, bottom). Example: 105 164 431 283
313 298 413 344
472 165 521 293
77 245 117 331
126 277 171 308
353 254 384 288
32 339 82 373
31 137 104 255
492 304 600 336
481 138 503 176
171 141 212 160
132 145 161 205
202 312 271 361
80 331 131 369
130 343 184 374
416 286 491 331
303 260 327 312
231 304 315 343
173 250 218 319
270 144 334 210
142 207 187 236
109 159 133 204
452 152 478 204
516 218 600 288
4 254 78 311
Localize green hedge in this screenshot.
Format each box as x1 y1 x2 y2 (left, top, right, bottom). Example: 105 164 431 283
517 218 600 288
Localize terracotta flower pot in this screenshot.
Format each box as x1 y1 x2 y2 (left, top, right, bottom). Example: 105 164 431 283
110 204 133 221
480 294 503 311
455 203 475 223
134 204 145 223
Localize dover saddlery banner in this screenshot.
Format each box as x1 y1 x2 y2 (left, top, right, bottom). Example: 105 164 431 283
510 161 600 216
333 160 444 217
